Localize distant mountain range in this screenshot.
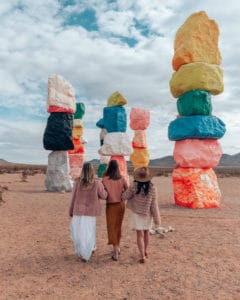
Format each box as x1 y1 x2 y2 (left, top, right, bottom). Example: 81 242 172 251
0 159 13 165
149 153 240 167
90 153 240 167
1 153 240 167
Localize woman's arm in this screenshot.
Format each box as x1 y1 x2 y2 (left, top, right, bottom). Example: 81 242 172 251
123 177 130 190
150 186 161 226
97 181 108 200
69 181 78 217
122 184 135 201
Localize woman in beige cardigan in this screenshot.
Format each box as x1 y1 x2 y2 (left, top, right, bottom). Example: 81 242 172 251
122 167 161 263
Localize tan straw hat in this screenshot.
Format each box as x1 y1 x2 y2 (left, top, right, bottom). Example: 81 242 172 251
133 167 152 182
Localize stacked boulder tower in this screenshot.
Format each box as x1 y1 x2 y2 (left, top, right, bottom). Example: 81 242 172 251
98 91 132 182
129 108 150 170
96 117 109 178
168 11 226 208
43 74 76 192
68 102 87 180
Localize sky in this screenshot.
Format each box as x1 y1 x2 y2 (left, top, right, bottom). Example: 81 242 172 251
0 0 240 164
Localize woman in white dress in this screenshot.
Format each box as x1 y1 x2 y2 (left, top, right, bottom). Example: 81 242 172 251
69 162 108 262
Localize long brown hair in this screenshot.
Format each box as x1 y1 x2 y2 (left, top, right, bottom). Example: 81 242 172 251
103 160 121 180
79 162 95 187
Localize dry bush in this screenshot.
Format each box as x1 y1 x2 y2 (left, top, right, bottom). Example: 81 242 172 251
0 185 8 204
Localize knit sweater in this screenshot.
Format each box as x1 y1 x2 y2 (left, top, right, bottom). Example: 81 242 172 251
122 182 161 226
69 179 108 217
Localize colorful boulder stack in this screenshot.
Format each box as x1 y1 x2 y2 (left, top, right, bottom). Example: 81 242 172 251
98 91 132 182
168 11 226 208
96 118 109 178
43 74 75 192
68 102 87 180
129 108 150 169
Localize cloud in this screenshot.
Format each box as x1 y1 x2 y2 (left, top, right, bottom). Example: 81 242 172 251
0 0 240 163
0 119 48 164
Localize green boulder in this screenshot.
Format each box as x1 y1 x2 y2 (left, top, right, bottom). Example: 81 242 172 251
74 102 85 119
97 163 107 178
177 90 212 116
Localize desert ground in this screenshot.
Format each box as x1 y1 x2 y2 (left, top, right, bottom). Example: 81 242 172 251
0 170 240 300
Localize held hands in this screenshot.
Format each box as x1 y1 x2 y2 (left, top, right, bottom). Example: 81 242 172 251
149 226 175 238
155 226 175 233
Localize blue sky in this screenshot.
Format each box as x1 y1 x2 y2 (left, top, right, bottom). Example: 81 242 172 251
0 0 240 164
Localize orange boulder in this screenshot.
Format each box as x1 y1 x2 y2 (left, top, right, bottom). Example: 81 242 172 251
172 11 221 71
172 167 221 208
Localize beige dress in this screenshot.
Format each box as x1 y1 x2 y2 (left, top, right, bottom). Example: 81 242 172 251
129 212 152 230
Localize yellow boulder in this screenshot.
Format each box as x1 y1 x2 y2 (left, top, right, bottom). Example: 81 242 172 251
170 62 224 98
172 11 222 71
130 148 149 169
107 91 127 107
72 126 83 139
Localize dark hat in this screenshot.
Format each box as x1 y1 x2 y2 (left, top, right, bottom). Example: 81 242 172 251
133 167 152 182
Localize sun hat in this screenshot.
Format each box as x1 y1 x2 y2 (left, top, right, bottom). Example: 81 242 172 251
133 167 152 182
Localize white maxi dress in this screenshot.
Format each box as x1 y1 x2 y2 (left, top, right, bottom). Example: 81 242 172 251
70 215 96 261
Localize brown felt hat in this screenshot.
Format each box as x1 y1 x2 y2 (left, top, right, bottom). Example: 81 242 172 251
133 167 153 182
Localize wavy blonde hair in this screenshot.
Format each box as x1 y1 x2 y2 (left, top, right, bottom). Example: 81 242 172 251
79 162 95 187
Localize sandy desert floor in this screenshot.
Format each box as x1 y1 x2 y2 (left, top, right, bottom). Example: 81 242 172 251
0 173 240 300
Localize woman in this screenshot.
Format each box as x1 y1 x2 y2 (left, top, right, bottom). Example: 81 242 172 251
122 167 161 263
69 162 108 262
102 160 129 261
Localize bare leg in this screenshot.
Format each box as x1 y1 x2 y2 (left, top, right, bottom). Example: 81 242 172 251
144 230 149 257
116 244 120 254
112 245 119 260
136 230 145 262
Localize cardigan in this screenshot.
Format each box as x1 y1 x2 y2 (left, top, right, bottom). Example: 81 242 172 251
122 182 161 226
69 179 108 217
102 176 129 203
